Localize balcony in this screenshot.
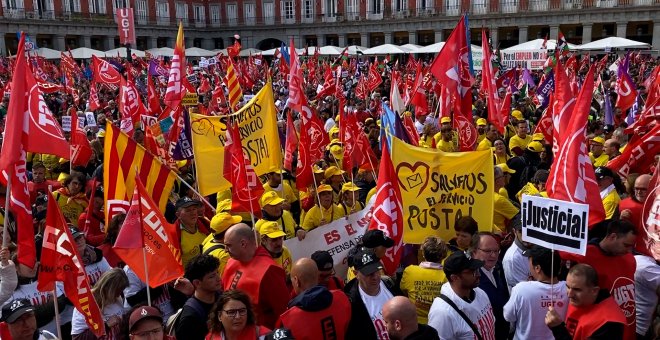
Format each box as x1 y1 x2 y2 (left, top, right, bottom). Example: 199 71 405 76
4 8 25 19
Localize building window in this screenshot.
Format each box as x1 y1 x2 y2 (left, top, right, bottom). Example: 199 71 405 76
263 1 274 24
112 0 127 14
89 0 105 13
226 3 237 25
323 0 334 16
244 2 255 24
35 0 55 19
346 0 358 18
282 0 294 20
193 4 205 25
209 4 220 25
63 0 81 13
135 0 147 24
175 2 188 22
156 0 169 24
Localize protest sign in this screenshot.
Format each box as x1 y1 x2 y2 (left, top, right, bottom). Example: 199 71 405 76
116 8 136 46
391 136 494 243
61 115 72 132
141 114 157 129
521 194 589 255
191 81 282 196
284 198 375 280
501 50 548 70
182 93 199 106
85 112 97 127
172 111 193 160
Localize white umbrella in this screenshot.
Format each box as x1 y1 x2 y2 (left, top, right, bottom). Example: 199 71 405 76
239 48 262 57
347 45 368 55
399 44 422 53
33 47 60 60
147 47 175 57
575 37 651 51
105 47 145 58
414 42 446 54
259 48 277 56
363 44 409 55
69 47 106 59
502 39 577 52
185 47 216 57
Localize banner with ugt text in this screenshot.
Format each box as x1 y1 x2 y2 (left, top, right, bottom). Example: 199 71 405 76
285 198 374 280
191 81 282 196
391 137 494 244
521 194 589 255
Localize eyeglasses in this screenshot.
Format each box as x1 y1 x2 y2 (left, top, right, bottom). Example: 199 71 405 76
634 187 647 192
478 248 501 256
131 326 164 337
223 308 247 318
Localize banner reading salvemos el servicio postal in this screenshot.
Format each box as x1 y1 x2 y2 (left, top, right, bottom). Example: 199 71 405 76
521 194 589 255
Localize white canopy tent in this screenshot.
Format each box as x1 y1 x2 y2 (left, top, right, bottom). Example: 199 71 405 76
347 45 368 55
239 48 262 56
258 47 304 56
502 39 577 52
399 44 422 53
363 44 410 55
69 47 105 59
146 47 174 57
32 47 61 59
185 47 216 57
575 37 651 51
105 47 145 58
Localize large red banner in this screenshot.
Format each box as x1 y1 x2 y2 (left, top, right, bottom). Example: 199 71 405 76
116 8 136 46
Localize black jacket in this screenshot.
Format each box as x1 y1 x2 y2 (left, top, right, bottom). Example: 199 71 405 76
405 324 440 340
478 265 510 340
288 285 334 311
344 277 402 339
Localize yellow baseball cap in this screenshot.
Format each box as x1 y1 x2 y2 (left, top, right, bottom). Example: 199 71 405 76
313 165 325 174
403 111 413 117
496 163 516 174
96 130 106 138
330 145 343 160
527 141 544 153
532 133 545 142
324 166 344 179
476 118 487 126
258 221 286 239
591 136 605 145
259 191 285 208
329 126 340 137
511 110 524 121
317 184 333 193
216 199 232 212
210 212 242 234
440 117 451 124
341 182 360 193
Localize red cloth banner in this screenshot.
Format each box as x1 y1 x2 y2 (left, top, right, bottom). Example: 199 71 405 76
116 8 136 46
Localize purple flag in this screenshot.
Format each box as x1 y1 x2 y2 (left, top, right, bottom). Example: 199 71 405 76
625 92 641 126
536 71 554 109
148 59 169 77
172 110 194 160
604 89 614 126
522 68 537 89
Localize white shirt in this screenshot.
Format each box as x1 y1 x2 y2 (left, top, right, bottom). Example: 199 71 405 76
85 257 111 286
71 300 125 335
481 267 497 288
358 281 393 340
324 118 336 132
123 266 175 320
2 281 74 335
428 283 496 340
503 280 569 340
634 255 660 335
503 241 532 291
414 120 425 135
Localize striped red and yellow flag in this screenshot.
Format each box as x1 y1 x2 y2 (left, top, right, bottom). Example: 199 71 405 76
226 59 243 109
103 122 177 224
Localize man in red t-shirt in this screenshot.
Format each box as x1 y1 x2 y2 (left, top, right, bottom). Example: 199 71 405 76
27 162 61 205
619 174 651 255
561 220 637 339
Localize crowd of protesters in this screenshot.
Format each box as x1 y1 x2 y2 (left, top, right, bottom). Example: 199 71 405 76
0 43 658 340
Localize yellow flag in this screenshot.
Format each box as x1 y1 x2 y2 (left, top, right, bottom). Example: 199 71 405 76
391 136 494 244
191 82 282 196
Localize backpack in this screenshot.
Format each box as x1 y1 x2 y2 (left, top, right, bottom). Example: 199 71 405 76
165 297 206 336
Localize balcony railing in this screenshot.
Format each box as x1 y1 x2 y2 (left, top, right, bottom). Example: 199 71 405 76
1 0 658 28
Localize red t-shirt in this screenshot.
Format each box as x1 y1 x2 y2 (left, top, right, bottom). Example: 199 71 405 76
618 197 650 256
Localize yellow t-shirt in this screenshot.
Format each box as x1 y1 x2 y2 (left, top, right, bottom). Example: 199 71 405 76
366 187 377 205
301 204 345 231
477 133 486 144
180 227 208 267
493 192 519 233
436 139 456 152
602 188 621 220
419 135 434 148
476 138 492 151
263 182 299 205
273 246 293 277
494 154 510 165
400 263 447 324
508 135 532 155
255 210 297 240
201 235 230 277
589 153 609 167
32 153 61 180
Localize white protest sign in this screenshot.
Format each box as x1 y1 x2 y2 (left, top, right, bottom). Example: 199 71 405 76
501 50 549 70
285 198 374 280
521 194 589 255
85 112 97 127
141 115 158 129
61 116 72 132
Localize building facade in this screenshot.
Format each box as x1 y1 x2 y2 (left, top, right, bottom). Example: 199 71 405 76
0 0 659 55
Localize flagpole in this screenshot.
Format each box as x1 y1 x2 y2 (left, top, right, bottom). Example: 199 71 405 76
2 169 12 248
135 167 151 306
309 167 325 222
52 290 63 340
174 172 215 213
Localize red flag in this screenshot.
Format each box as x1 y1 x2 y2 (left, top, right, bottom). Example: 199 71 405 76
402 115 420 146
38 196 105 337
409 64 428 115
227 40 241 58
552 60 575 153
119 75 146 134
341 111 377 172
70 112 93 167
642 161 660 261
607 124 660 178
91 55 122 84
164 23 185 110
366 62 383 92
223 122 264 216
0 34 28 171
147 73 162 116
283 112 299 172
198 76 211 94
368 144 403 276
88 81 101 112
533 93 554 144
481 29 505 134
615 66 638 113
113 176 184 287
296 109 329 191
286 38 306 114
547 66 606 226
316 66 335 99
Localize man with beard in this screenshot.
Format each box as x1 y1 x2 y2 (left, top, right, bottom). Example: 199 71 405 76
619 174 652 255
256 191 298 240
382 296 440 340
